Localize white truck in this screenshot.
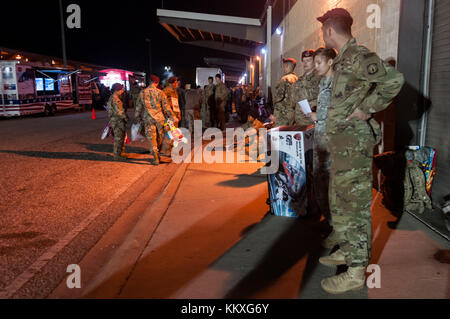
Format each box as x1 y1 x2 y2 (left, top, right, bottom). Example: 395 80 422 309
195 67 224 88
0 60 74 117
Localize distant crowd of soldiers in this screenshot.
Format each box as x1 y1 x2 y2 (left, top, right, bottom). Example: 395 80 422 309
107 72 262 165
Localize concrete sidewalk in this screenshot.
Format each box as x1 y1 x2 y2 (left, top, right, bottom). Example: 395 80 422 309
84 144 450 299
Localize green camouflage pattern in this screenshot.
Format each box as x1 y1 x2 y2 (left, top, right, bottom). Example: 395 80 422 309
215 82 229 130
313 75 333 221
163 86 181 123
327 38 405 267
290 70 321 126
129 84 142 108
273 72 298 126
135 86 173 156
107 92 127 157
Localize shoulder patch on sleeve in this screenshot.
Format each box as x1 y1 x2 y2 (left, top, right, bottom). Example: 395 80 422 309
359 51 386 79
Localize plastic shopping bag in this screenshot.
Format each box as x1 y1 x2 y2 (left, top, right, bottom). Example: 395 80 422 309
131 123 145 142
101 122 113 140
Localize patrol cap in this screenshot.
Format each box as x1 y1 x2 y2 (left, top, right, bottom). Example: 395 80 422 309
168 76 178 84
111 83 123 92
150 75 160 84
317 8 353 25
282 58 297 67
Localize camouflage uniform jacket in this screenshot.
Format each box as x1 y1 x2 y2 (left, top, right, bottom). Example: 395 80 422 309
129 85 142 107
107 92 127 122
326 38 405 139
290 71 322 109
274 72 298 105
205 83 215 101
135 86 174 124
273 72 298 125
215 82 229 103
163 86 181 118
315 74 334 142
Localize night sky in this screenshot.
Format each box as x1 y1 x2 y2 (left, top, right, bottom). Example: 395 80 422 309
2 0 266 84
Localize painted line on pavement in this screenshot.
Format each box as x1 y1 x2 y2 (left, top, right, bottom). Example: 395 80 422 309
0 165 151 299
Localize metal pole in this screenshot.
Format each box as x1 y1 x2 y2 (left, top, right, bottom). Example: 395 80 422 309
266 5 272 98
419 0 435 147
59 0 67 68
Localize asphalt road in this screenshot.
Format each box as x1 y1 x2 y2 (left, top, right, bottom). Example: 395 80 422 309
0 109 177 298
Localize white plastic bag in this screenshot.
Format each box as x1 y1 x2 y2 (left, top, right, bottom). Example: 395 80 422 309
101 123 112 140
131 123 145 142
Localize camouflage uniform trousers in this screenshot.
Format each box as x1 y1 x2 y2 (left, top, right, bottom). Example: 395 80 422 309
110 118 126 156
216 101 226 131
143 119 166 155
312 133 331 223
327 120 378 267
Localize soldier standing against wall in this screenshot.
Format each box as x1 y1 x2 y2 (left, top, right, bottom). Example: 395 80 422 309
290 50 322 126
316 8 404 294
135 75 176 165
272 58 298 127
107 83 129 161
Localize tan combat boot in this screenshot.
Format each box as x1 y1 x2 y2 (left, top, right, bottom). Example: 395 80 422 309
321 266 366 294
319 249 346 267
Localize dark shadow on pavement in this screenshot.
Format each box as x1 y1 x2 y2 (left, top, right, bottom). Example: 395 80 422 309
217 171 266 188
0 150 149 165
79 143 149 154
216 215 328 299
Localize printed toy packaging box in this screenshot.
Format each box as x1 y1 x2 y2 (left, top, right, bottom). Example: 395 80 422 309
267 126 314 218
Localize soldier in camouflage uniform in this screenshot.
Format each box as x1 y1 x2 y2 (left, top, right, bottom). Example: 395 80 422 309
290 50 322 127
273 58 298 127
303 48 337 236
203 77 215 128
107 83 129 161
135 75 176 165
163 76 182 125
316 8 405 294
214 74 229 131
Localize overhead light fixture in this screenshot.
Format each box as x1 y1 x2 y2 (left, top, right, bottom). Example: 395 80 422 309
275 27 283 36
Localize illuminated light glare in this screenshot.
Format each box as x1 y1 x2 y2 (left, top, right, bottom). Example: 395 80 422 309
256 56 260 61
261 48 267 54
250 64 254 69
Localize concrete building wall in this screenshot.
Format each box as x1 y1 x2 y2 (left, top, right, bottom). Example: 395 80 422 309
270 0 401 85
